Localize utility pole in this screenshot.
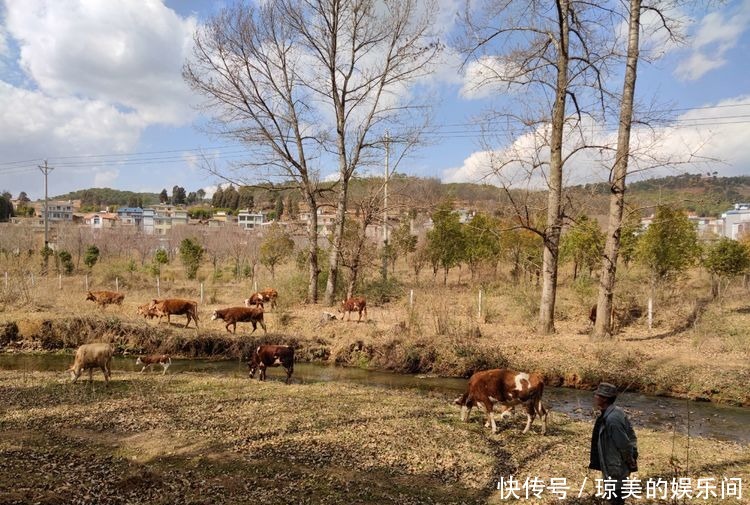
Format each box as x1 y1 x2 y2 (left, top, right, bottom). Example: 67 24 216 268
382 131 390 281
39 160 54 274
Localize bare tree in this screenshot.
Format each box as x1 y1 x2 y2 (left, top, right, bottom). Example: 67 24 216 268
184 0 440 305
460 0 611 333
594 0 683 337
185 2 326 302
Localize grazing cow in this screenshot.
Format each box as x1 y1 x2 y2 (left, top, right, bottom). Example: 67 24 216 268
248 344 294 383
258 288 278 309
86 290 125 309
339 296 367 322
136 354 171 374
244 292 265 309
68 343 114 385
137 303 159 319
149 299 199 328
212 306 267 334
454 368 548 435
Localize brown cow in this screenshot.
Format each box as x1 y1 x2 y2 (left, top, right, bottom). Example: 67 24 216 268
248 344 294 383
136 354 171 374
86 290 124 309
339 296 367 322
454 368 548 435
68 343 114 385
212 306 267 334
258 288 278 309
149 299 199 328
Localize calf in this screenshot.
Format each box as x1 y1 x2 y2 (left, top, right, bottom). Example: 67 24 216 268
248 344 294 383
136 354 171 374
454 368 548 435
86 290 125 309
149 298 199 328
258 288 278 309
212 306 267 334
68 343 114 385
339 296 367 322
137 303 159 319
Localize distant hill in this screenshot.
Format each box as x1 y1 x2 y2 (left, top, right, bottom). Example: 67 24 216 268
50 173 750 218
52 188 160 209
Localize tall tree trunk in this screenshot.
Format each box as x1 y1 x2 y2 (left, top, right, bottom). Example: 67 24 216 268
324 179 348 306
538 0 569 335
306 194 320 304
595 0 641 338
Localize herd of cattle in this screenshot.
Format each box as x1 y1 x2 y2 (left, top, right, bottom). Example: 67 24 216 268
74 287 548 434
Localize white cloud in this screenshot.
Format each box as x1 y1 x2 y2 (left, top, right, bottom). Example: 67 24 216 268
93 169 119 187
675 1 750 81
442 96 750 186
459 56 524 99
4 0 198 125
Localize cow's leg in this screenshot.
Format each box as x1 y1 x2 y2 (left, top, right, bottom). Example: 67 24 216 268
357 310 362 323
250 322 257 335
260 320 267 334
285 363 293 383
184 314 191 328
259 364 267 381
536 399 548 435
88 368 94 383
522 402 535 434
162 362 169 375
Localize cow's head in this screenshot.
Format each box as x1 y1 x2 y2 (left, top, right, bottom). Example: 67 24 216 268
211 310 219 320
338 299 347 313
135 357 143 365
85 291 95 301
246 348 262 378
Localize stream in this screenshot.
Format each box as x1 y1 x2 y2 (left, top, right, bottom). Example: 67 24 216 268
1 353 747 444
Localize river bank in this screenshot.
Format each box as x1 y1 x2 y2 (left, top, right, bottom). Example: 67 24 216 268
1 307 748 408
1 370 747 505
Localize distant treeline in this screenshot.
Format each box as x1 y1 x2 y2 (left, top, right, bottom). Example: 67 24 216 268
41 173 750 219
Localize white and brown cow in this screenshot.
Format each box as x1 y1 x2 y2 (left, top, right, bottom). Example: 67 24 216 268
136 354 171 374
247 344 294 383
339 296 367 322
454 368 548 435
68 343 114 385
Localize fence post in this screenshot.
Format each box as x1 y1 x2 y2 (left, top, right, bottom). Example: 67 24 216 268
200 282 204 304
478 289 483 320
253 280 258 292
409 289 414 309
116 277 119 292
157 277 160 297
59 274 62 290
85 274 88 291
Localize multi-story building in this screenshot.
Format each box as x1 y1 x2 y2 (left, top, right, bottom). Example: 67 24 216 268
117 207 143 227
35 201 74 222
721 203 750 240
237 209 264 230
143 205 189 235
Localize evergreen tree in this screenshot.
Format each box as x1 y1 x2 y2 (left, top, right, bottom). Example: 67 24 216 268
426 200 465 285
0 192 14 221
179 238 204 280
84 245 100 270
212 185 224 208
275 196 284 221
238 186 254 210
159 189 169 204
196 188 206 202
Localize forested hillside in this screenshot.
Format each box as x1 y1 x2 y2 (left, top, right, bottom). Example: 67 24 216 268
47 173 750 218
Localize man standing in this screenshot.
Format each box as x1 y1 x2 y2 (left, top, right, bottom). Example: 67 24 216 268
589 382 638 505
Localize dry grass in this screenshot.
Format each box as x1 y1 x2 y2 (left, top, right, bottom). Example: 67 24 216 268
1 259 749 406
0 370 747 505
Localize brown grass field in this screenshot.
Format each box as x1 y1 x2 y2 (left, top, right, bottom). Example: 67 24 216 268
0 256 748 503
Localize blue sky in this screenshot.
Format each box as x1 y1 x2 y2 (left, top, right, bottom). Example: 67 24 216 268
1 0 749 200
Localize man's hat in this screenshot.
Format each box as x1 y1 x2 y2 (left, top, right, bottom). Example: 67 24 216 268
594 382 618 398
